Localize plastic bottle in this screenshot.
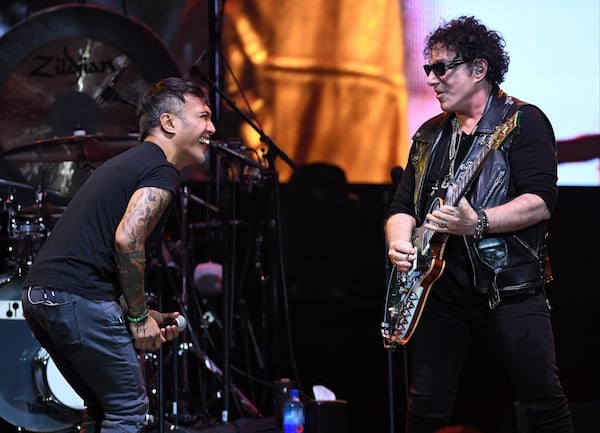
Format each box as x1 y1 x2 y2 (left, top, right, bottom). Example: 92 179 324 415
282 388 305 433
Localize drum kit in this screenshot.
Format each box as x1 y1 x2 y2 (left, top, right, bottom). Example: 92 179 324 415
0 180 83 431
0 3 183 432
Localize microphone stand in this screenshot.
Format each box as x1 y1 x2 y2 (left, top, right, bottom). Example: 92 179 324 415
177 186 195 426
196 70 296 173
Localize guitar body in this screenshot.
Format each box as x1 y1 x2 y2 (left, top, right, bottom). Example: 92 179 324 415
381 111 523 349
381 199 448 348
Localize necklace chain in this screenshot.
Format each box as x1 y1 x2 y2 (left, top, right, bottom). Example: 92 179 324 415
441 118 462 189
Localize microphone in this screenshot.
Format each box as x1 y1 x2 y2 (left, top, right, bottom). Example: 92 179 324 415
158 315 187 331
96 66 136 107
185 48 211 79
96 68 124 104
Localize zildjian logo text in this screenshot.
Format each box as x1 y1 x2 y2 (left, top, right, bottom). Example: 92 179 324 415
28 46 119 83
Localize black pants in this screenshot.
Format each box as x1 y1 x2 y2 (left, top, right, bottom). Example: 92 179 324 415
404 291 573 433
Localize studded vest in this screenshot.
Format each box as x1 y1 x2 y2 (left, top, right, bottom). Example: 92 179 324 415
408 88 554 308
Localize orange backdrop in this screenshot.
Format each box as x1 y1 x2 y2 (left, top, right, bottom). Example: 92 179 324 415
221 0 409 183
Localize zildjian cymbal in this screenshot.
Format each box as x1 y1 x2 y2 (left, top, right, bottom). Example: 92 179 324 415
0 4 181 199
2 134 140 163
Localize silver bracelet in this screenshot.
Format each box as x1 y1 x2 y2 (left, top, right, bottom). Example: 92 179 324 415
474 209 490 240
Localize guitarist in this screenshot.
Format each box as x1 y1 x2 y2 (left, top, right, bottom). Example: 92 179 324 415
385 16 574 433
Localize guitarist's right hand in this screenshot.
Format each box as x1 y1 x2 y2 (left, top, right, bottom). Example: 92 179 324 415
385 213 417 272
388 240 415 272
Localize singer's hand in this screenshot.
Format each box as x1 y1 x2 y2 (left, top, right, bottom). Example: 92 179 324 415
129 315 163 352
149 310 181 341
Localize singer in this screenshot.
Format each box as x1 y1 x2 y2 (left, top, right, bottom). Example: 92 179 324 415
22 77 216 433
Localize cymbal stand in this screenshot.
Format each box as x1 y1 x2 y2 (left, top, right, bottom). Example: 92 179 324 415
177 186 195 426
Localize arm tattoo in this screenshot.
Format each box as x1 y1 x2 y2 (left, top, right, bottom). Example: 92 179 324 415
116 187 172 316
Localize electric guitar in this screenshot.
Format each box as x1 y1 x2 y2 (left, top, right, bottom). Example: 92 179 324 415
381 110 522 349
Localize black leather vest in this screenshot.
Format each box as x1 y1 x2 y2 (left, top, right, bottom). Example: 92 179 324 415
409 88 554 308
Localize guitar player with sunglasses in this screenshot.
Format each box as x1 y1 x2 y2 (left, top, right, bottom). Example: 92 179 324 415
384 16 574 433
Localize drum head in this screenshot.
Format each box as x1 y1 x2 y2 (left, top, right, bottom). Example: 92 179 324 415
0 4 181 201
37 348 85 411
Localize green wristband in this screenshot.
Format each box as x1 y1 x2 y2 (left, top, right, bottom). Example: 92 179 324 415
127 305 149 323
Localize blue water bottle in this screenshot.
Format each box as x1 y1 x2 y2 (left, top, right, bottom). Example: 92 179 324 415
282 388 305 433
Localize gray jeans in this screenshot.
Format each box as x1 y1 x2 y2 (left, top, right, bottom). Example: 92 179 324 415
22 286 149 433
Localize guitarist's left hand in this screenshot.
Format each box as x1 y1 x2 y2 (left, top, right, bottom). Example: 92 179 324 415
425 197 479 236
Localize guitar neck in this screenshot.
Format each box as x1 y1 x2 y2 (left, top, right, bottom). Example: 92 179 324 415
445 110 522 206
445 144 493 206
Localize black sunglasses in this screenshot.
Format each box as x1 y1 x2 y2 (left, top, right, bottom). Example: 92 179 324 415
423 59 468 77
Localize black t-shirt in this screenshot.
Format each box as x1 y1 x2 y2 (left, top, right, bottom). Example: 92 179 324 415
23 142 180 301
387 104 557 303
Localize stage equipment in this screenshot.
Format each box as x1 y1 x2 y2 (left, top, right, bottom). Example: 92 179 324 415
0 278 84 433
194 261 223 296
0 3 181 199
145 208 262 430
0 187 50 280
2 134 139 164
194 60 295 420
0 3 180 431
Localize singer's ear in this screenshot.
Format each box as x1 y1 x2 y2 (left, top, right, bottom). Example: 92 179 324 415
472 58 487 78
159 112 177 134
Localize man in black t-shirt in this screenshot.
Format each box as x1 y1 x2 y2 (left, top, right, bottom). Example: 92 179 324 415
22 77 216 433
384 16 573 432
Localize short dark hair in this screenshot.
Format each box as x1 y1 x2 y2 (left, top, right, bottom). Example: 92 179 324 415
424 16 510 87
137 77 210 141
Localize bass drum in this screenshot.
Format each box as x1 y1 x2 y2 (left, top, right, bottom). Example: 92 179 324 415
0 278 83 432
34 347 85 413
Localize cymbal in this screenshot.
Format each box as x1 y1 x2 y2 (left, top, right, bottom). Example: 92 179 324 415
0 178 34 190
18 203 67 217
0 4 181 199
3 134 140 163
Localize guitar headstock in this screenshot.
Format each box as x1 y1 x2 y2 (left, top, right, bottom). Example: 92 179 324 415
488 110 522 150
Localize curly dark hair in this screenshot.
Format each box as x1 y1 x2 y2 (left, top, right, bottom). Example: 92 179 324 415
137 77 210 141
424 16 510 87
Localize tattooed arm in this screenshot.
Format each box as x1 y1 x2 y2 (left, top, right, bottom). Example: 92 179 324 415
115 186 173 351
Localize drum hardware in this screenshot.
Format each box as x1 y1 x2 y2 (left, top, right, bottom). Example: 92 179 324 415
0 178 35 191
1 195 48 279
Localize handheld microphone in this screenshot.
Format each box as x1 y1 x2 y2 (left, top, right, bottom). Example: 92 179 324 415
158 315 187 331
